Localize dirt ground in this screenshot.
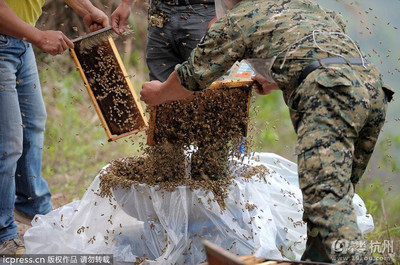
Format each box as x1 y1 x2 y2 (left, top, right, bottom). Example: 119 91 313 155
17 193 69 242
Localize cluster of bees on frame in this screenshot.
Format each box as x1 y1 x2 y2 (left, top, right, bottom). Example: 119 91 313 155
76 42 143 135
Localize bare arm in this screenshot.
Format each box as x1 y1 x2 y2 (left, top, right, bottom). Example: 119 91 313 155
0 0 39 41
206 16 217 30
0 0 73 55
140 71 280 106
64 0 109 32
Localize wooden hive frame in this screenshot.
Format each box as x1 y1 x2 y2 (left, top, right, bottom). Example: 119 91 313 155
70 35 148 141
147 79 254 146
202 240 333 265
202 240 246 265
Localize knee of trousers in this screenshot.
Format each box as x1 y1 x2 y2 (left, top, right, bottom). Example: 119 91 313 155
297 144 354 204
22 108 47 134
0 131 23 166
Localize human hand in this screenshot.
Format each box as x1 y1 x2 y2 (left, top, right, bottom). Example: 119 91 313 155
140 80 166 106
83 7 110 32
141 79 193 106
111 1 132 34
251 75 280 95
33 30 74 56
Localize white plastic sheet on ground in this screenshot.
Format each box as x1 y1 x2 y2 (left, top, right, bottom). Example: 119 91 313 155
24 153 374 264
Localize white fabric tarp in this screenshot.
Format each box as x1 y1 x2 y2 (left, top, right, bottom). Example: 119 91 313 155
24 153 374 264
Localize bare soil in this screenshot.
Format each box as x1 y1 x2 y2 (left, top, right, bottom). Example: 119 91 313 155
17 193 70 243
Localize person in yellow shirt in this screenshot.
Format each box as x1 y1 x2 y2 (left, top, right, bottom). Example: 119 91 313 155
0 0 108 255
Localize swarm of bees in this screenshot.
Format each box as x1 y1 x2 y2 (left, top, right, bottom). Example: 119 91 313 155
98 84 268 209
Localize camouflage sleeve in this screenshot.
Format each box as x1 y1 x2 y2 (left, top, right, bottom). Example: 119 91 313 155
323 8 348 34
175 16 247 91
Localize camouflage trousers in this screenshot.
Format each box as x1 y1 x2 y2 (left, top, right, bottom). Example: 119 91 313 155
287 64 388 264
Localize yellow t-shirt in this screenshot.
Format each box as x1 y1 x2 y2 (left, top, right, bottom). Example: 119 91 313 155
5 0 45 26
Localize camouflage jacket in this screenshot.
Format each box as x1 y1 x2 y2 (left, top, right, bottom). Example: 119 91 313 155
175 0 394 103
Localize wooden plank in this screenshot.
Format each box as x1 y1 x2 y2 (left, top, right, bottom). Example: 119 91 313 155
208 79 253 90
146 106 157 146
108 37 148 128
109 128 144 142
203 240 246 265
203 241 333 265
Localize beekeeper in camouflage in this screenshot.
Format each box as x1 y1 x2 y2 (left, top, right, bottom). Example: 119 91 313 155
141 0 394 263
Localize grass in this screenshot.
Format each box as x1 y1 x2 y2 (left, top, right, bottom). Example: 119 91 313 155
357 172 400 264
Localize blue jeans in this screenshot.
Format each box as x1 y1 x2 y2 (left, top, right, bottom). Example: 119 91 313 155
0 34 52 243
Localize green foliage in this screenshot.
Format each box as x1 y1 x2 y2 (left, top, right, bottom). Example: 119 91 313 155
357 177 400 264
378 134 400 172
248 91 296 159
